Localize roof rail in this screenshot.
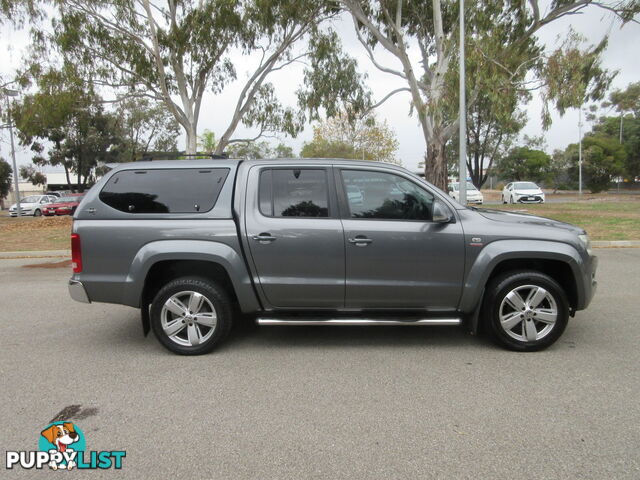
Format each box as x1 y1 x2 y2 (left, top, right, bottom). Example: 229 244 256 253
135 151 228 161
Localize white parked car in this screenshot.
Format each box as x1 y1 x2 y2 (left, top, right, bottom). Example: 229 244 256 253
8 195 57 217
448 182 484 205
502 182 545 204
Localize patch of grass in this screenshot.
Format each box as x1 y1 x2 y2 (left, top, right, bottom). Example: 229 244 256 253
0 215 72 251
1 199 639 251
491 202 640 240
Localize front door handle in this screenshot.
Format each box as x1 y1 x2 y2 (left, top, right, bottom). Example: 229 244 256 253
348 236 373 247
252 233 277 243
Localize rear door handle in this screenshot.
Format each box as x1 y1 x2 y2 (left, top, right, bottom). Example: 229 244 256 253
252 233 277 243
348 236 373 246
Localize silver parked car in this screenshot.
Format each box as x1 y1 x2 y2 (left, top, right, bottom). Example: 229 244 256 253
448 182 484 205
9 195 58 217
502 182 545 204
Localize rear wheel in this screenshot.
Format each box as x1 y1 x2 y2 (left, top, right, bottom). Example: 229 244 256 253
150 277 233 355
483 271 569 351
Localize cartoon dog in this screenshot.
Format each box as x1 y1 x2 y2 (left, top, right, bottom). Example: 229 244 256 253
41 422 79 470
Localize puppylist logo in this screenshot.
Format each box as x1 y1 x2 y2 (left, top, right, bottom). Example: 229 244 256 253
5 421 125 470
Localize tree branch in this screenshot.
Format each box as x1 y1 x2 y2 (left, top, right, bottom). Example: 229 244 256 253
368 88 411 110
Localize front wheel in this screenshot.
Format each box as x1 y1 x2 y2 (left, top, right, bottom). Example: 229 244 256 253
34 209 42 217
150 277 233 355
483 271 569 351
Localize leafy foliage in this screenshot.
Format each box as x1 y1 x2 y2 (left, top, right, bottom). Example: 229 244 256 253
590 115 640 179
11 67 124 191
565 135 626 193
300 113 399 164
19 165 46 186
546 149 576 192
114 97 179 162
198 130 217 154
226 140 294 159
297 30 371 124
496 146 551 183
0 158 13 199
541 32 613 127
0 0 40 25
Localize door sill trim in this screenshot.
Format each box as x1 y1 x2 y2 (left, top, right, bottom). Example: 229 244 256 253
256 317 461 326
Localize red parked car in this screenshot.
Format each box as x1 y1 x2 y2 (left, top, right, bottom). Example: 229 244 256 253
42 194 85 216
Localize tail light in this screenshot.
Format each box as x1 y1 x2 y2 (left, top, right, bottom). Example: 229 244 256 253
71 233 82 273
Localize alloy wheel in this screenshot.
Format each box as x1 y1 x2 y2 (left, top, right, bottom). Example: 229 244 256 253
160 290 217 347
498 284 558 342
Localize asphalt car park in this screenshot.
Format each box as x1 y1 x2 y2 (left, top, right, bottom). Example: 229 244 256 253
1 249 639 479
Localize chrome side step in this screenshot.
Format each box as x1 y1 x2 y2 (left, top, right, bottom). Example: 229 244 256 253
256 317 461 326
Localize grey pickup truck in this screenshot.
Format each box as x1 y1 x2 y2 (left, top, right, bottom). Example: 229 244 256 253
68 158 597 355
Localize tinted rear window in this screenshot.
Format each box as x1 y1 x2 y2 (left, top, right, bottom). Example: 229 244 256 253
100 168 229 214
259 168 329 218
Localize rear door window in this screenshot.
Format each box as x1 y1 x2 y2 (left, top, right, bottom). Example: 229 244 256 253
99 168 229 214
259 168 329 218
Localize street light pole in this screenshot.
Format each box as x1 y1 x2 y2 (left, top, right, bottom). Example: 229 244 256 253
578 107 583 197
3 89 21 216
458 0 467 204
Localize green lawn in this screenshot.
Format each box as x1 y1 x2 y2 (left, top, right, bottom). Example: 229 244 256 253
491 202 640 241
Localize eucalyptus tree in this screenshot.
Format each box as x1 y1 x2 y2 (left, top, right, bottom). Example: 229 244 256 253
11 67 125 191
115 97 180 161
341 0 638 189
603 81 640 143
47 0 363 155
0 0 39 24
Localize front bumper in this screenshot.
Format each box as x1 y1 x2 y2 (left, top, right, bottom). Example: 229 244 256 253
582 255 598 309
516 195 544 203
44 209 71 216
69 279 91 303
9 210 33 217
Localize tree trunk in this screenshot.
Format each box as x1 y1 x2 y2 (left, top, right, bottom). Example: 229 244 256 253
64 166 73 193
185 123 198 155
424 141 449 191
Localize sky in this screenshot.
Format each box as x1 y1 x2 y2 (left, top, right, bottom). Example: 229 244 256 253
1 3 638 175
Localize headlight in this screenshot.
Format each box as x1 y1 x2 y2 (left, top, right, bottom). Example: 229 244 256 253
578 234 592 255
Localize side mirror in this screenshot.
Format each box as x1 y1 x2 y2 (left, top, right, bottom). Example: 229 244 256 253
433 200 453 223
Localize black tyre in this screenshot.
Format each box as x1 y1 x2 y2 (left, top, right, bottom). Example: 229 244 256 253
34 209 42 217
483 271 569 352
150 277 233 355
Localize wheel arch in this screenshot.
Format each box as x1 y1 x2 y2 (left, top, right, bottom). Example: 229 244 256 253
461 240 584 323
123 240 261 314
